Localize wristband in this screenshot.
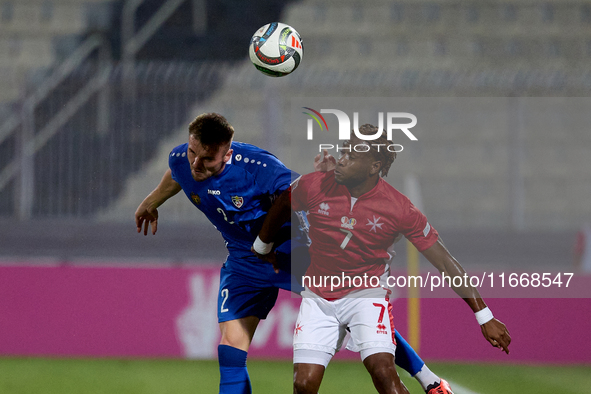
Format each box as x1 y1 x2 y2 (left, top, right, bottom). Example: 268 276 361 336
253 236 274 255
475 307 494 325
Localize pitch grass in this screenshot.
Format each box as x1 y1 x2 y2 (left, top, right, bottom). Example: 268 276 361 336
0 357 589 394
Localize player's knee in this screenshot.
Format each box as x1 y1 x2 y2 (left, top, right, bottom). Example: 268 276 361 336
219 333 248 350
369 363 397 385
219 319 257 351
219 329 251 351
365 354 397 388
293 376 317 394
293 369 321 394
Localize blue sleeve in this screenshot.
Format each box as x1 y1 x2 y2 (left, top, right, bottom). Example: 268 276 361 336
168 143 188 184
247 149 294 197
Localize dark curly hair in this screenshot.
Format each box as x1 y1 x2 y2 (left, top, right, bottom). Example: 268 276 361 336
345 124 396 177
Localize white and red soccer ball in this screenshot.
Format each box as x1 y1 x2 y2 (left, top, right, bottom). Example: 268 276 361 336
249 22 303 77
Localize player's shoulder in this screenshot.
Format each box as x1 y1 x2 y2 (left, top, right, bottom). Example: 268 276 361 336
231 141 273 160
296 170 333 189
169 143 189 164
170 143 187 154
375 179 413 211
300 170 332 182
231 141 284 168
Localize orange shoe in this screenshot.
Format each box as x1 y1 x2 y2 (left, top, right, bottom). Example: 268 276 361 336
426 379 454 394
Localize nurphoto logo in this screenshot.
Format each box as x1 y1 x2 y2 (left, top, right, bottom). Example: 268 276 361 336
302 107 418 153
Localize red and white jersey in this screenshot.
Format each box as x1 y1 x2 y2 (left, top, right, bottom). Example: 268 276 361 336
291 171 439 299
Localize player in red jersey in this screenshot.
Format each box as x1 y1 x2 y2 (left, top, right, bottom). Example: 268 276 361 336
253 124 511 394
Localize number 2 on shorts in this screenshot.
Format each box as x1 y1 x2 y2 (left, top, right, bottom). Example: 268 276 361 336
221 288 229 313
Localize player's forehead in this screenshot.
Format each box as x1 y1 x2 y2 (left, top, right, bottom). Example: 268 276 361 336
343 140 374 159
188 135 226 157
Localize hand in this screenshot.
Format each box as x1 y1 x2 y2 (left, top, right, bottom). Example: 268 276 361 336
480 318 511 354
135 202 159 235
251 247 280 273
314 149 336 172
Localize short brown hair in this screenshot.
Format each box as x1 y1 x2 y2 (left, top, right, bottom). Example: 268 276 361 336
188 113 234 149
346 124 396 177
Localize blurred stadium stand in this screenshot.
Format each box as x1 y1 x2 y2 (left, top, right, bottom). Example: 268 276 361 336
0 0 589 267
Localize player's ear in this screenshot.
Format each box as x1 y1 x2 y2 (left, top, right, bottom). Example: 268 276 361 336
370 160 382 176
223 148 233 163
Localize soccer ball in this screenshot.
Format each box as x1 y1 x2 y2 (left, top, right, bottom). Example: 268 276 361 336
249 22 303 77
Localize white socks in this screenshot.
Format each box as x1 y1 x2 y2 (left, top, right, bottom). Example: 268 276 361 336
413 365 441 391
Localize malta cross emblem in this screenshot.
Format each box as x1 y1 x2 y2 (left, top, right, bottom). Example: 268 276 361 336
366 215 384 233
231 196 244 208
295 323 303 336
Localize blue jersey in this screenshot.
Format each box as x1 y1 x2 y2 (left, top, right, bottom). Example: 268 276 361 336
169 141 295 279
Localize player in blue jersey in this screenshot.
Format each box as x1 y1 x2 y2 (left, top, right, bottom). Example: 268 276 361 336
135 113 298 394
135 113 452 394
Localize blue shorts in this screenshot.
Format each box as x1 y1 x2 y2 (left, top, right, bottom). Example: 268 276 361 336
217 263 292 323
274 237 310 295
217 218 311 323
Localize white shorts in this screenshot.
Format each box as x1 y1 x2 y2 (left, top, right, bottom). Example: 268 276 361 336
293 288 396 366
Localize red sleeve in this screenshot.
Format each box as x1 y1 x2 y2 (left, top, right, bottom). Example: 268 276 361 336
399 202 439 252
290 172 323 212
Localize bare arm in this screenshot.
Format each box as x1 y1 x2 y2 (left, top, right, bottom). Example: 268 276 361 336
421 239 485 311
259 188 292 243
422 239 512 354
251 188 292 271
258 151 329 239
258 148 327 242
256 149 329 241
135 169 182 235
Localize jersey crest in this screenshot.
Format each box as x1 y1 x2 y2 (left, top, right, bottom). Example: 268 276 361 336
340 216 357 230
231 196 244 208
190 192 201 205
